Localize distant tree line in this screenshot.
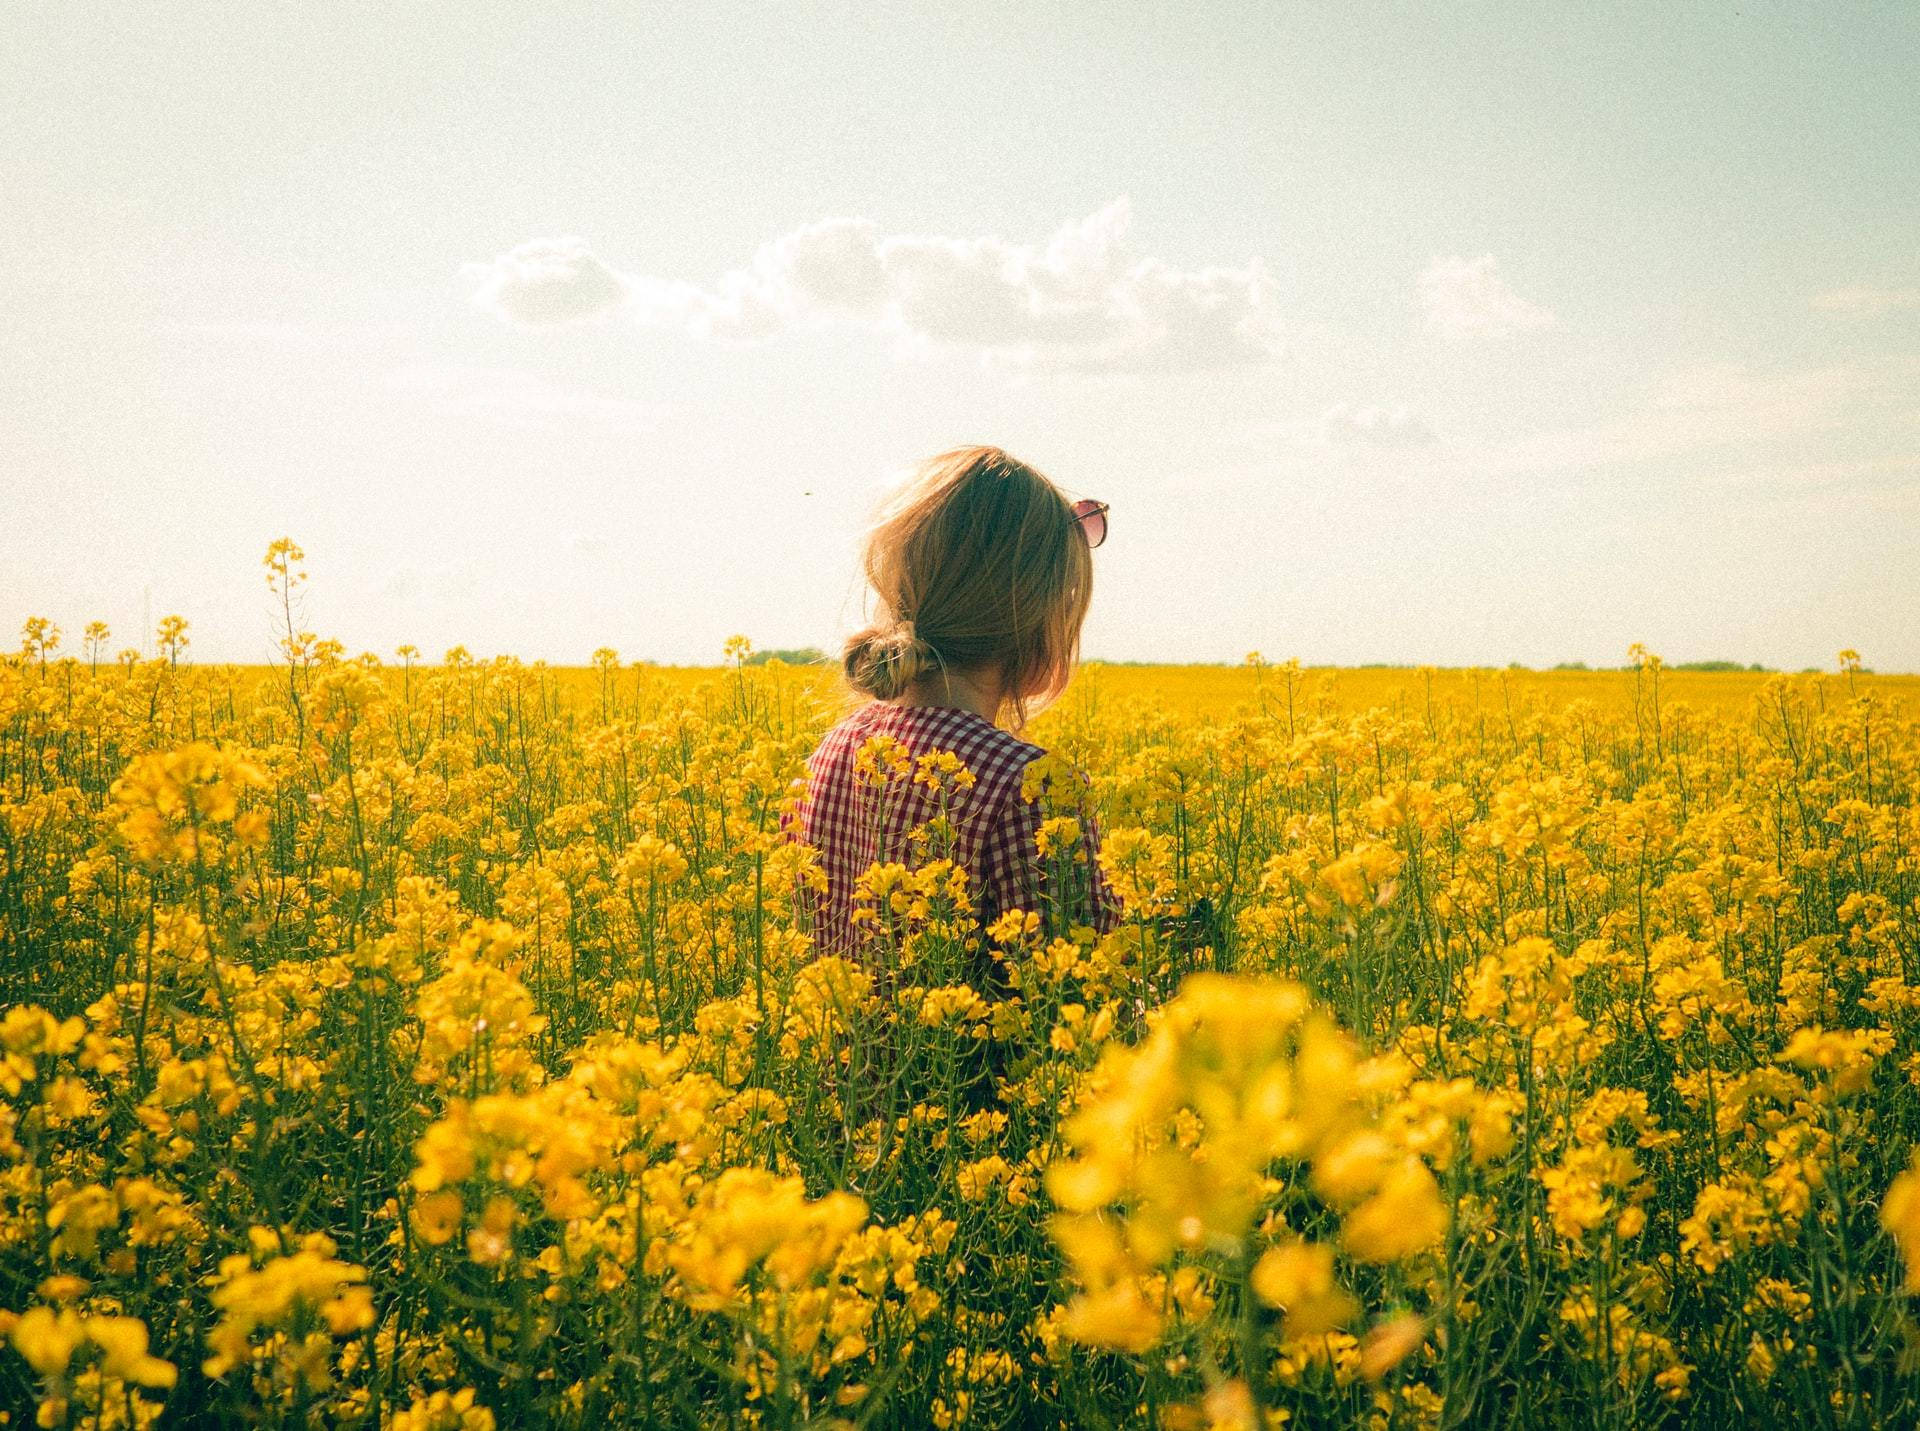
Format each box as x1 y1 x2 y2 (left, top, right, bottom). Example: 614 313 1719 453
743 647 829 666
731 652 1856 674
1549 660 1777 673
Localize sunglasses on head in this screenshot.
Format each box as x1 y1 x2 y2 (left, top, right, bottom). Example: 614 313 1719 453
1071 498 1110 549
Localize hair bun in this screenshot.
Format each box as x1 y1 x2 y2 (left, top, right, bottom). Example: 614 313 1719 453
843 619 937 700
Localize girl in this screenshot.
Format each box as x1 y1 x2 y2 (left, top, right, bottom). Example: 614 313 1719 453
781 445 1120 974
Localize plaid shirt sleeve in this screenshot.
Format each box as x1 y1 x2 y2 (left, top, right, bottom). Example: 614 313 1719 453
979 750 1121 935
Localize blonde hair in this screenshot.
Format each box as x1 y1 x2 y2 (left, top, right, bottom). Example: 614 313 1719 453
843 445 1093 728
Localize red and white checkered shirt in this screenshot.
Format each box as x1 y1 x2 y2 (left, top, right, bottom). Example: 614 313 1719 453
780 701 1120 960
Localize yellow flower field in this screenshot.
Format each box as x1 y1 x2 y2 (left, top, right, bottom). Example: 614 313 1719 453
4 593 1919 1427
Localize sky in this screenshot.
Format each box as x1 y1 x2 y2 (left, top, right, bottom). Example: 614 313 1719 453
4 1 1917 670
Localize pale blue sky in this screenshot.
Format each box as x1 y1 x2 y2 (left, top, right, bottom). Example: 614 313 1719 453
4 1 1917 668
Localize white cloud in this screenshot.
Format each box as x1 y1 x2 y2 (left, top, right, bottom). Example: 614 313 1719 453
1645 363 1863 440
461 198 1285 373
1692 455 1920 494
1419 254 1555 338
1454 359 1917 480
460 236 631 326
382 362 665 429
1811 285 1920 315
1321 402 1436 447
375 558 477 605
764 216 893 317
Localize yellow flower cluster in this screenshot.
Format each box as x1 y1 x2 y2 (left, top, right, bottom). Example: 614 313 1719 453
110 740 269 865
1045 975 1451 1417
202 1229 375 1391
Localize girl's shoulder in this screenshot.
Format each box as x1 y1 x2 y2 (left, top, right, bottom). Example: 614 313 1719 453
819 702 1049 797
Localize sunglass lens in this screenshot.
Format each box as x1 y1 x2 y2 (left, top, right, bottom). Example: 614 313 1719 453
1072 499 1108 548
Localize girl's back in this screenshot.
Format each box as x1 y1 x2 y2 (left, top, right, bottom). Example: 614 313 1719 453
785 700 1116 961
